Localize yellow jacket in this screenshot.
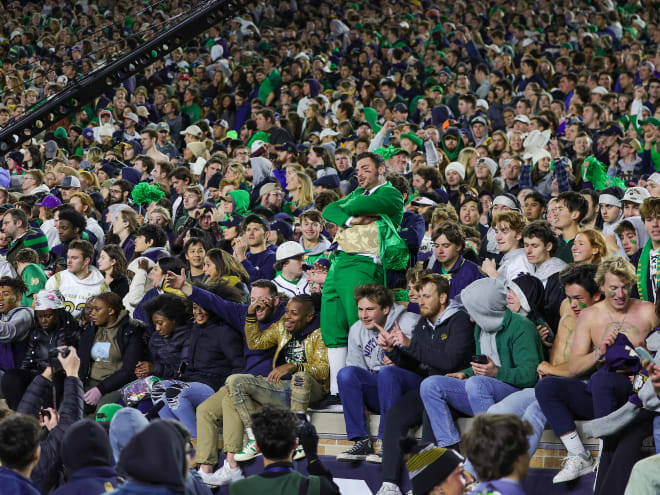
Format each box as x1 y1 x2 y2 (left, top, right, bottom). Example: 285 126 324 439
244 314 329 391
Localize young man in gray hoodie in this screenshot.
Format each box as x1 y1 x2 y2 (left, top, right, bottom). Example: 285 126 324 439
335 284 419 462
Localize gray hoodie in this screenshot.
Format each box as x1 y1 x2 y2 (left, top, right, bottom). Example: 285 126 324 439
461 278 507 366
300 236 331 257
249 157 273 189
346 303 420 371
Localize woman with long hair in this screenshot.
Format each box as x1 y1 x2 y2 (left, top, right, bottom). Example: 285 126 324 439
111 208 139 262
203 248 250 301
285 168 315 213
98 244 130 299
458 147 478 183
571 229 608 265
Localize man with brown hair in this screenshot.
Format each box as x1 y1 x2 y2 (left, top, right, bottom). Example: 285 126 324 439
335 283 419 461
21 170 49 195
632 197 660 302
481 210 529 283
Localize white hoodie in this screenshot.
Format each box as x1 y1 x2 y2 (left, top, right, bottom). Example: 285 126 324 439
45 266 108 318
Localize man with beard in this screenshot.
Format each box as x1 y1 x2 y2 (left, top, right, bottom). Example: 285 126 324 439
439 126 463 163
372 274 473 495
258 183 284 214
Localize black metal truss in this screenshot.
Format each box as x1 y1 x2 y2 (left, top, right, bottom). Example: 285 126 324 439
0 0 233 152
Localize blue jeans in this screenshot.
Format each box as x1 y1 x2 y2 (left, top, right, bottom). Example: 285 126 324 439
535 370 632 437
153 380 214 438
337 365 423 439
487 387 546 456
420 375 519 447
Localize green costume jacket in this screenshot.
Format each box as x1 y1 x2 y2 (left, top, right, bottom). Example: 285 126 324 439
322 181 403 228
322 182 407 273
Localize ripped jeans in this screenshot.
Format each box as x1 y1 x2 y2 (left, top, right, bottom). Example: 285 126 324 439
226 372 327 427
151 380 215 437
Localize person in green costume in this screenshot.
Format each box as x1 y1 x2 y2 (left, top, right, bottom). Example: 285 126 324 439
319 151 406 407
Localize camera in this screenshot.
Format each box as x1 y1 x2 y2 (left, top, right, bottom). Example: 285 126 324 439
47 347 70 360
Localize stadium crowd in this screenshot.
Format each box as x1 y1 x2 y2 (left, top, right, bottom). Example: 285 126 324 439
0 0 660 494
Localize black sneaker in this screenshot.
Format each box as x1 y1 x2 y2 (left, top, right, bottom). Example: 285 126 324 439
366 451 383 464
309 394 343 411
336 438 373 461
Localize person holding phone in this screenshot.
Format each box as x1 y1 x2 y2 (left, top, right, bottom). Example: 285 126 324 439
420 277 544 454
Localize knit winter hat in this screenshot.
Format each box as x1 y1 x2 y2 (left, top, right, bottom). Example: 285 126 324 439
445 161 465 180
404 440 464 495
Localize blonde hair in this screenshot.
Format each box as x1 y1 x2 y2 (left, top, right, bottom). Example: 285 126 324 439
86 147 104 164
78 170 100 189
595 255 636 287
458 147 477 178
294 171 314 207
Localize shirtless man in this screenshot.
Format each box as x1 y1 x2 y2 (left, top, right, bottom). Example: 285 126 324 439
536 256 658 484
481 264 602 480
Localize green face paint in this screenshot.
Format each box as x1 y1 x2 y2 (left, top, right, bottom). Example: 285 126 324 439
609 291 617 297
577 302 587 309
630 239 637 245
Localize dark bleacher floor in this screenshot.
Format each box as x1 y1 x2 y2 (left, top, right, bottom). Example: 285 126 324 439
213 455 596 494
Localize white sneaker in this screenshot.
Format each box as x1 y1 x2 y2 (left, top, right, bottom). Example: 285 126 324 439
198 461 244 487
293 444 306 460
234 440 260 462
375 482 403 495
553 454 594 484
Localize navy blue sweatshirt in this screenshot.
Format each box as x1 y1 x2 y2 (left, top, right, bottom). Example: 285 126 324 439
241 245 277 281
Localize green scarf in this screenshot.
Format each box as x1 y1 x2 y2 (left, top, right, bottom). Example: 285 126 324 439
651 143 660 171
637 238 653 301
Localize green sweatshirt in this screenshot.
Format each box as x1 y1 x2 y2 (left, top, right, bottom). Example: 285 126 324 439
462 309 544 389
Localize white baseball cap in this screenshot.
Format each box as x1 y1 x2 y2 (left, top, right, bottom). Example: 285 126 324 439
276 241 306 261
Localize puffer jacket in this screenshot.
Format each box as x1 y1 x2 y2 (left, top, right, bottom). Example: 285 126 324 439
18 376 84 493
147 324 190 379
244 313 329 391
21 311 81 373
78 312 146 395
181 318 244 390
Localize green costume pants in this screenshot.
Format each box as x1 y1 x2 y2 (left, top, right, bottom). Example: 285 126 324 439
320 252 384 348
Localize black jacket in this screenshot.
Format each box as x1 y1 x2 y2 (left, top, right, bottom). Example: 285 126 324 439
78 314 145 395
387 307 474 377
109 275 130 300
147 324 190 380
21 312 80 373
181 319 244 390
18 376 84 493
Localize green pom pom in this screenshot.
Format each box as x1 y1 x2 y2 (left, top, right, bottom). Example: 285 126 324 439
373 146 398 160
131 183 165 206
581 156 626 191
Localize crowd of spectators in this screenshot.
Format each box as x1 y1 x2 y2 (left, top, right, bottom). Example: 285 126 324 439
0 0 660 494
